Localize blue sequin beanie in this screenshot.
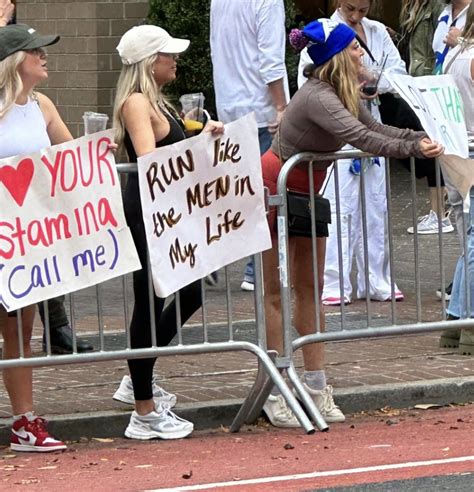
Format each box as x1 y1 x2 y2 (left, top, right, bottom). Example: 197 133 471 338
289 19 356 67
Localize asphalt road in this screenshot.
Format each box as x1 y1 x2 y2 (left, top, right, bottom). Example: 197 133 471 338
317 473 474 491
1 404 472 491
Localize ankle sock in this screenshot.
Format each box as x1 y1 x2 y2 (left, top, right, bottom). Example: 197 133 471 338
304 370 326 391
270 386 280 397
13 411 35 422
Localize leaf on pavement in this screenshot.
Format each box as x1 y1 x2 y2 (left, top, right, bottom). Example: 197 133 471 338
182 470 193 479
414 404 443 410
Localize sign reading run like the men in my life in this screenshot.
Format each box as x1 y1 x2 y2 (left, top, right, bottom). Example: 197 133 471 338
0 130 141 312
138 113 271 298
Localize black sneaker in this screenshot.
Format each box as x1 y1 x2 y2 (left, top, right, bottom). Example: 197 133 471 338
436 282 452 301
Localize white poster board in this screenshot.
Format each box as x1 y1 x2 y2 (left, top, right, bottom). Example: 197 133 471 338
138 113 271 298
0 130 141 311
387 74 468 158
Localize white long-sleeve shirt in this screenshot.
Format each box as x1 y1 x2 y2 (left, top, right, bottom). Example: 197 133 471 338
432 4 469 66
298 10 407 92
210 0 289 127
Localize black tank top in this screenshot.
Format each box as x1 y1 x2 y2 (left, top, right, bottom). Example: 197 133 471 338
124 111 186 202
124 111 186 162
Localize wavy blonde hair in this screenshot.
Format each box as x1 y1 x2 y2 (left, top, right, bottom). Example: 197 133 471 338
400 0 430 33
0 51 27 119
306 47 361 117
113 54 170 150
460 1 473 42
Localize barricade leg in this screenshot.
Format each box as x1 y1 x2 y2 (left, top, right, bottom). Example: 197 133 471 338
230 351 277 432
287 362 329 431
231 351 315 434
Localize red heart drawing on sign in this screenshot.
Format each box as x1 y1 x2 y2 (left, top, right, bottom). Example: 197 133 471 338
0 158 35 206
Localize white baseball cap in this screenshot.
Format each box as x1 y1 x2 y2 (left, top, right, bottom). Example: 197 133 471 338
117 25 190 65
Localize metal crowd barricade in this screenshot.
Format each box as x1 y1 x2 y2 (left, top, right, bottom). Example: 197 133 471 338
272 148 474 430
0 163 315 435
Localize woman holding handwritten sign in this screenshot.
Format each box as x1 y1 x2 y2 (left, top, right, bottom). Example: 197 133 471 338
0 24 76 452
262 19 444 426
113 25 223 440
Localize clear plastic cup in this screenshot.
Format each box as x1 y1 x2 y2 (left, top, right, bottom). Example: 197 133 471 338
179 93 205 131
83 111 109 135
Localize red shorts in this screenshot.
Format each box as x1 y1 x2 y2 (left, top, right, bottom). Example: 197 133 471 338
262 149 327 234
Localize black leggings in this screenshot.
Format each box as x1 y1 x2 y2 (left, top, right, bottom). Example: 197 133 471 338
124 184 202 400
380 94 444 188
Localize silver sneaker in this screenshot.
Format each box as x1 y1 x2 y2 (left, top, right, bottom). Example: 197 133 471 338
113 375 177 408
407 210 454 234
125 405 193 440
262 394 301 428
302 383 345 423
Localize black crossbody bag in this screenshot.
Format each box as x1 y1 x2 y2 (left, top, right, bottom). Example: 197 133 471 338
277 128 332 238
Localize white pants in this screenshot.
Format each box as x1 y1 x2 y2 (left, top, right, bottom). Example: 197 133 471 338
322 149 399 301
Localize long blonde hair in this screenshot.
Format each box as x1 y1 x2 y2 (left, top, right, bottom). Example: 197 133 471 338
400 0 430 33
113 54 168 150
460 1 473 43
0 51 27 119
307 48 361 117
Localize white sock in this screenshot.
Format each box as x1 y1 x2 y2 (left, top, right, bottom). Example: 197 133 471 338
270 386 280 396
304 370 326 391
13 411 35 422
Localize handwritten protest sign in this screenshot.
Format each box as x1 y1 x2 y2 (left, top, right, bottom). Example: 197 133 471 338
138 113 271 298
386 74 468 158
0 130 141 312
439 152 474 212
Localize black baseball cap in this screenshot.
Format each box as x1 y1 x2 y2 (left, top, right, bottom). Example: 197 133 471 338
0 24 60 62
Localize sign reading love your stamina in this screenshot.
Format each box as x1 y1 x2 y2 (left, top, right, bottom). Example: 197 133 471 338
0 130 141 312
138 113 272 297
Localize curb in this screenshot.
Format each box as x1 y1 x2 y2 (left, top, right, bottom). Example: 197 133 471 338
1 376 473 444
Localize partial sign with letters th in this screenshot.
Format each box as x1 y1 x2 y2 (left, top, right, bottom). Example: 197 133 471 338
138 113 271 298
387 74 468 158
0 130 141 311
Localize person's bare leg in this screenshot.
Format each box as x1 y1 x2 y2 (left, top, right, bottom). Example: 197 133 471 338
135 399 155 415
292 236 326 371
1 306 35 415
429 186 446 218
262 241 285 356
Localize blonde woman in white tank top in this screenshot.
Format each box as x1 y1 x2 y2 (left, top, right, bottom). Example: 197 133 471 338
0 24 116 452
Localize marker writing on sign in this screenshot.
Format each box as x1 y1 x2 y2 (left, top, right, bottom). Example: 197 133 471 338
186 174 255 214
146 149 195 200
213 137 242 167
206 209 245 244
0 197 118 259
4 228 119 300
40 137 115 197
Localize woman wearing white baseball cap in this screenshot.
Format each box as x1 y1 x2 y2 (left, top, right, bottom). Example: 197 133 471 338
113 24 224 441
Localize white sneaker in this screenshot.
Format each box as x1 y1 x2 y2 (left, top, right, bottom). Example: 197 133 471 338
125 406 193 440
262 394 301 428
302 383 345 423
240 280 254 292
407 210 454 234
113 375 177 408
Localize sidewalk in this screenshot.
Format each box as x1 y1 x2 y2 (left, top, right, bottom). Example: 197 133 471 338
1 165 473 443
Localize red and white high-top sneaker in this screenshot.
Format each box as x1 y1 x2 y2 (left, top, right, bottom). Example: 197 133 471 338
11 416 66 452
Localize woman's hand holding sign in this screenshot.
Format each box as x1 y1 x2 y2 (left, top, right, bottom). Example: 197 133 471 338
419 138 444 158
203 120 225 136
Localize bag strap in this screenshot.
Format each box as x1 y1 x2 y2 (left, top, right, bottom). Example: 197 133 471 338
356 34 376 64
442 44 464 75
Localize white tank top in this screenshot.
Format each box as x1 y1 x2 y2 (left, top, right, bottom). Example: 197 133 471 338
0 96 51 159
445 45 474 135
